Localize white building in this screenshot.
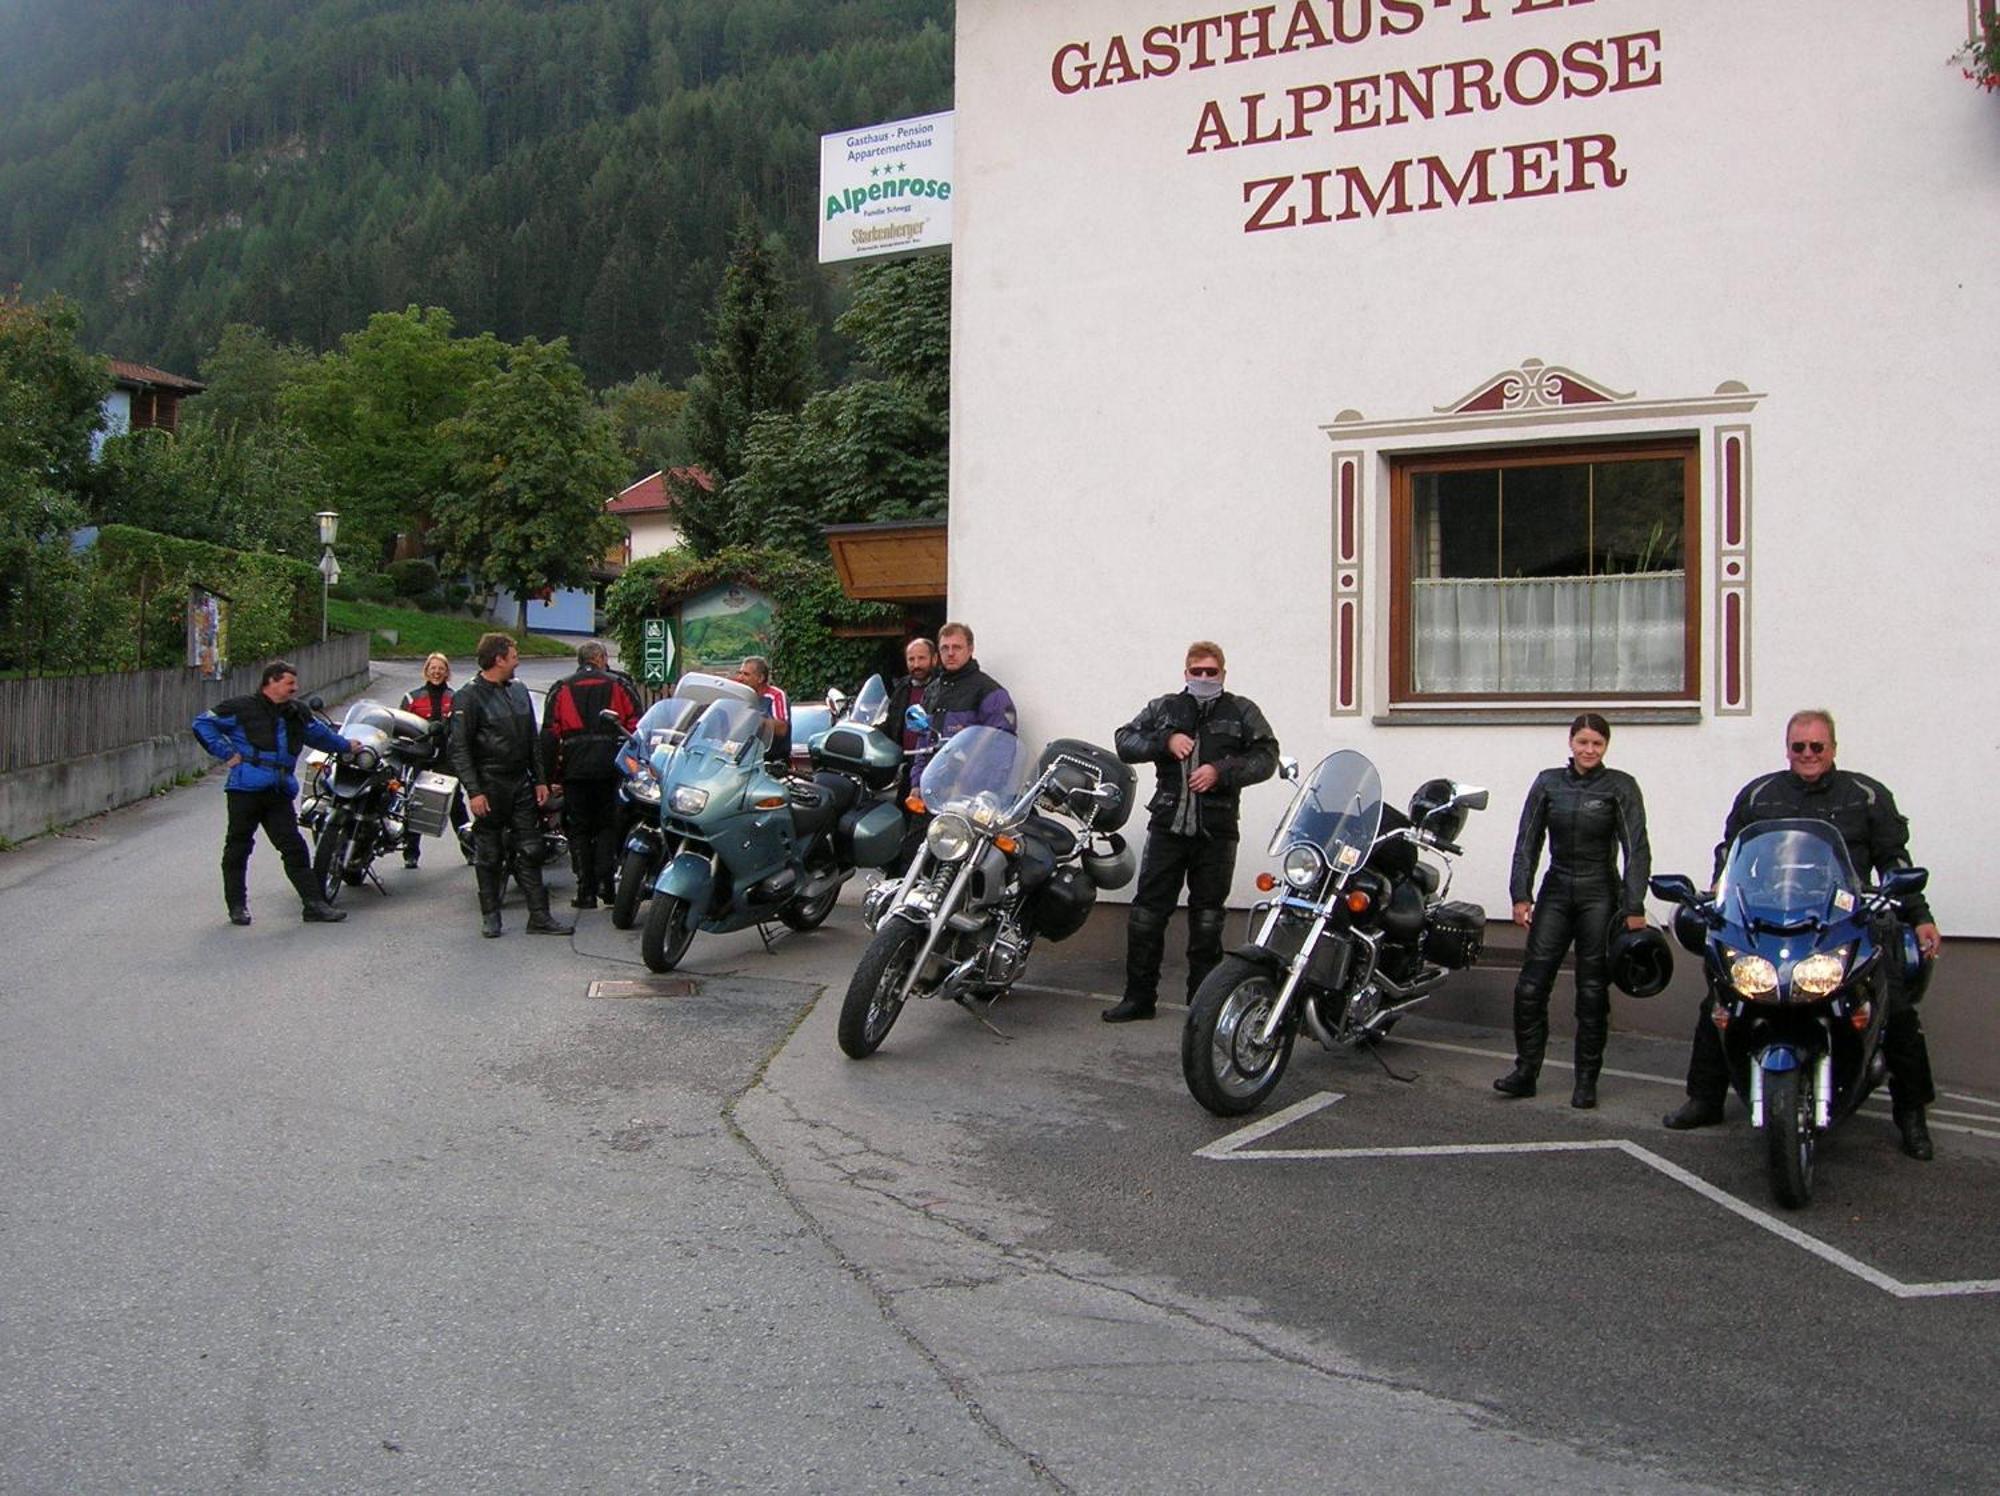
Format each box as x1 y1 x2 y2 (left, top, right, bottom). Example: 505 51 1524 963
948 1 2000 931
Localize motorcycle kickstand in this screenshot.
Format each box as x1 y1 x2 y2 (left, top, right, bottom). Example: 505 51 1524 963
361 863 390 897
1362 1033 1418 1083
954 991 1013 1041
755 921 781 953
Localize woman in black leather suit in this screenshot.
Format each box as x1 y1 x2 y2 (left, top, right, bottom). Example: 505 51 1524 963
1493 713 1651 1109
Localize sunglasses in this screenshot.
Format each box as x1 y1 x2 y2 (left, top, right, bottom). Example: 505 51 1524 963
1789 740 1828 755
1186 666 1221 678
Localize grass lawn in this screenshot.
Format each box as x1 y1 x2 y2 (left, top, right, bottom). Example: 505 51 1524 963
327 600 577 659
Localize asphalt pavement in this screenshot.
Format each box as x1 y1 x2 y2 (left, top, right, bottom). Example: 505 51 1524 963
4 657 1996 1492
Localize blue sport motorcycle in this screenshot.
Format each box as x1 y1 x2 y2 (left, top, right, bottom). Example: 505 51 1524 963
609 693 706 930
639 677 905 972
1650 819 1928 1208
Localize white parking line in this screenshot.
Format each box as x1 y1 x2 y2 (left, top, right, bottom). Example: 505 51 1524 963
1198 1091 2000 1300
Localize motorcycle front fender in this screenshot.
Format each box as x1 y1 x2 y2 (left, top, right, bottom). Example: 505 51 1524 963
656 849 714 908
625 823 663 856
1225 941 1290 975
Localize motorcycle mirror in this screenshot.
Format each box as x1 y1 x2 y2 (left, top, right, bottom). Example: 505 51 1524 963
306 695 325 711
598 708 624 726
1879 866 1929 899
1278 756 1301 782
826 688 851 717
904 704 931 732
1451 783 1489 812
1649 873 1700 905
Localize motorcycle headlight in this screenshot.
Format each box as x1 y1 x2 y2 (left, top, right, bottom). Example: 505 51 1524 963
1792 950 1847 996
926 812 975 863
629 778 662 805
669 785 710 816
1729 952 1779 998
1281 844 1324 890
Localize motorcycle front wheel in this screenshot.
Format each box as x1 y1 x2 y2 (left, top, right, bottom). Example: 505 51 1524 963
610 847 651 930
1764 1066 1816 1209
838 919 925 1058
640 893 695 973
1183 956 1297 1117
311 811 356 904
778 882 840 932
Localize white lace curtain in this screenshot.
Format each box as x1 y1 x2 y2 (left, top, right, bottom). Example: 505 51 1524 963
1412 572 1685 694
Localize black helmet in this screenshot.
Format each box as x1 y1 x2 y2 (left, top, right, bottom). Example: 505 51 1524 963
1609 924 1675 998
1408 777 1468 845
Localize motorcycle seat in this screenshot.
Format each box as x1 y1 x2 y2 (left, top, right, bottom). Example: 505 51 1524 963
1024 815 1077 861
789 773 860 837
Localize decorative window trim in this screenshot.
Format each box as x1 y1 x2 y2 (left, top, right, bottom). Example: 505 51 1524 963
1321 359 1765 719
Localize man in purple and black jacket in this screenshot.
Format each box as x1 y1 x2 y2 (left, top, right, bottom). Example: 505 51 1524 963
920 622 1017 744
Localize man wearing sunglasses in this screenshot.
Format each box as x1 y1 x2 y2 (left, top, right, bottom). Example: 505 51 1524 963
1664 709 1944 1158
1105 641 1279 1023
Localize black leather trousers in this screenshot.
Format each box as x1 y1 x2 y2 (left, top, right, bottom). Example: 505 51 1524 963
1512 874 1618 1077
1124 830 1236 1006
470 775 553 917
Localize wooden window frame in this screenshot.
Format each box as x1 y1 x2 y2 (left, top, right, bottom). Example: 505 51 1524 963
1388 437 1701 704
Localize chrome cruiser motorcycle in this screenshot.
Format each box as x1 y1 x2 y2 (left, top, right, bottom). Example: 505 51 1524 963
1182 749 1489 1116
1650 820 1928 1209
299 699 444 902
837 727 1136 1059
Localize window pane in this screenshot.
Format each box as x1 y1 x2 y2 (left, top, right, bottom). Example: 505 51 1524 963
1402 448 1691 697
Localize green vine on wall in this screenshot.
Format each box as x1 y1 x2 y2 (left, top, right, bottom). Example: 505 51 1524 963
603 546 899 698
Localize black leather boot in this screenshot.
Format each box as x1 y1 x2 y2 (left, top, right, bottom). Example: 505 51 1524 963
1570 1066 1600 1109
476 867 503 938
1572 1023 1607 1110
517 860 573 936
1493 1062 1539 1098
1102 997 1157 1023
1186 908 1228 1003
285 862 346 923
1114 906 1169 1022
1895 1107 1935 1161
224 863 251 926
1495 987 1548 1097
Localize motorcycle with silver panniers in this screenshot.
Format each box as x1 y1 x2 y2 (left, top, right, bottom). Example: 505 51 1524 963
299 698 454 902
1182 748 1490 1117
837 725 1137 1058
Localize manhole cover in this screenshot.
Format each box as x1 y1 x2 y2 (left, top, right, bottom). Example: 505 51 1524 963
586 977 699 1000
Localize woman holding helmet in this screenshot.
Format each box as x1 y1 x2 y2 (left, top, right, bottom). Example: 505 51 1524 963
1494 713 1653 1109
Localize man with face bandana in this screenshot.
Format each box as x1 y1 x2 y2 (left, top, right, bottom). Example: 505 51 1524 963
1105 641 1279 1023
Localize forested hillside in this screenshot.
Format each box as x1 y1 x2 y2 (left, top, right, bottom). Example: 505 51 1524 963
0 0 953 382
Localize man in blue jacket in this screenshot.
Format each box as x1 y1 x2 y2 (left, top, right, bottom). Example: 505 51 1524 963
191 660 354 926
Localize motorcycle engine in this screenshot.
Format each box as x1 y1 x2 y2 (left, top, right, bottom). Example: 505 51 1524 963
982 921 1032 986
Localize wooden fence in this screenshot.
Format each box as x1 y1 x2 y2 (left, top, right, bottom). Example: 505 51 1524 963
0 633 372 773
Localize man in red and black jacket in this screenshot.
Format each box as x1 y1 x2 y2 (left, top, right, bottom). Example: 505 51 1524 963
542 640 642 910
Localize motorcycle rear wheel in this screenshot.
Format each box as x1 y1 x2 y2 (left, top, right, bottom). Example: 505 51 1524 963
778 883 840 932
640 893 695 973
1183 956 1297 1117
610 847 651 930
1764 1066 1815 1209
311 812 356 905
838 919 923 1058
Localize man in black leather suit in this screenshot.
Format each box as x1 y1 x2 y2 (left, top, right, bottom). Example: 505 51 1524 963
1663 709 1944 1158
1104 641 1279 1023
448 633 573 940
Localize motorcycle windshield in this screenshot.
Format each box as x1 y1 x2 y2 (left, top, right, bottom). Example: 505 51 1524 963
1716 820 1862 930
675 698 769 767
1266 749 1384 876
624 697 702 779
845 675 890 729
338 699 415 736
918 725 1032 819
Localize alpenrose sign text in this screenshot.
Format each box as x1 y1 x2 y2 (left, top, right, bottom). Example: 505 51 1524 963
1049 0 1665 233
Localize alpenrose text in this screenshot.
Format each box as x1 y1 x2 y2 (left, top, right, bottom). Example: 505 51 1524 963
1242 131 1623 231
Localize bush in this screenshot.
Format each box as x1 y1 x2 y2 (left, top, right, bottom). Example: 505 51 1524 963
331 571 397 604
92 524 322 667
388 557 440 598
443 582 472 612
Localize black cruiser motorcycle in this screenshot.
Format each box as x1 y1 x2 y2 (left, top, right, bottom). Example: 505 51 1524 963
1182 749 1489 1117
838 725 1136 1059
1650 820 1928 1208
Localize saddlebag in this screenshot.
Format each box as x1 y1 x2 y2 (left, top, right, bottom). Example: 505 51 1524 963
1028 866 1097 942
403 769 460 838
1421 901 1486 970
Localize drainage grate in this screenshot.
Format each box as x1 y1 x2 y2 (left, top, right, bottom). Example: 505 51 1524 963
586 977 699 1000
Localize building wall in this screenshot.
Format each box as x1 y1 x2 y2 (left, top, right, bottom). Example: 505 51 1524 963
626 512 683 562
951 1 2000 931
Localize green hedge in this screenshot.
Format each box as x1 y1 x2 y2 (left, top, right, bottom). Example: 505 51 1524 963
603 546 898 698
94 524 323 668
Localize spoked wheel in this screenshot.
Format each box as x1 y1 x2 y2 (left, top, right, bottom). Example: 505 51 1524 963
838 920 925 1059
311 812 355 904
778 882 840 932
640 893 695 973
1182 956 1297 1117
1764 1066 1816 1209
610 847 651 931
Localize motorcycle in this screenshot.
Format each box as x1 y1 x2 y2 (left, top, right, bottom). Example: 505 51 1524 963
1650 820 1929 1208
838 726 1136 1059
299 699 448 903
608 689 714 930
638 675 906 973
1182 749 1489 1117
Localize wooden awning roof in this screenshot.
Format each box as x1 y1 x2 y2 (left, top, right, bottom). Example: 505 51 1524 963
824 519 947 603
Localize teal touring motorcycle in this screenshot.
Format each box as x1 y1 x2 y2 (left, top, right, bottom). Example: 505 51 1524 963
639 673 906 972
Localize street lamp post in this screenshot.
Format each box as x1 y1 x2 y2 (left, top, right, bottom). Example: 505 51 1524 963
315 510 341 644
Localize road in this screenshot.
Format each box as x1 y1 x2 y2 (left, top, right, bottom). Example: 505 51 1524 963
3 659 1995 1492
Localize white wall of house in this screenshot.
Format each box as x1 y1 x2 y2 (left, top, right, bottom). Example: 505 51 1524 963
91 389 132 458
950 1 2000 931
625 511 684 563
